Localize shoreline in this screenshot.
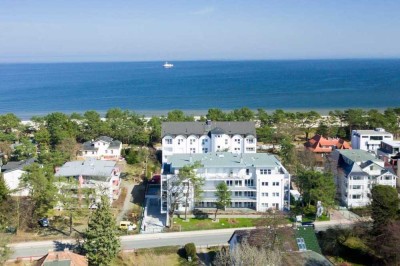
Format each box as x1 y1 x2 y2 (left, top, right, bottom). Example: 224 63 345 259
14 106 394 121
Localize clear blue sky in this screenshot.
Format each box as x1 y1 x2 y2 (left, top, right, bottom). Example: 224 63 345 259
1 0 399 63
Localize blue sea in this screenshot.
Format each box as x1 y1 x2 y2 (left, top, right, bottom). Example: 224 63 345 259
0 59 399 119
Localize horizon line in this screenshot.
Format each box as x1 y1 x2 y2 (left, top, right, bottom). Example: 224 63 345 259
1 57 400 65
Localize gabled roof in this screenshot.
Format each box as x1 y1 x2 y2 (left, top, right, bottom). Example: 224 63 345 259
1 158 35 173
36 250 87 266
55 158 117 181
96 136 113 143
161 121 256 138
304 135 351 153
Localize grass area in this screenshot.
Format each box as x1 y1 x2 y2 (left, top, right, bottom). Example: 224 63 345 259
111 246 183 266
173 217 261 231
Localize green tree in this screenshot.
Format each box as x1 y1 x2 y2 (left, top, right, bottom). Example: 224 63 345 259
56 137 78 161
0 174 9 201
147 116 162 143
279 137 298 173
206 108 227 121
34 128 51 151
371 185 399 234
21 164 57 221
0 236 12 265
84 196 120 266
167 110 194 122
0 113 21 133
296 170 335 211
214 182 231 221
45 112 78 146
230 107 254 121
178 162 204 220
296 111 321 140
12 138 36 160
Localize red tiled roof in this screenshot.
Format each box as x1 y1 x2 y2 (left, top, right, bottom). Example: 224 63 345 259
36 250 88 266
305 135 351 153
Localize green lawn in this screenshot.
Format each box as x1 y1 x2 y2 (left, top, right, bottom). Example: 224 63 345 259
173 217 261 231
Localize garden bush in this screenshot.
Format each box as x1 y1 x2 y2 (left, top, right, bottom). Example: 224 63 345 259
184 242 197 261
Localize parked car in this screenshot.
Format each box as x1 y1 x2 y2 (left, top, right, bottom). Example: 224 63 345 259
301 221 315 228
38 218 49 227
119 221 136 231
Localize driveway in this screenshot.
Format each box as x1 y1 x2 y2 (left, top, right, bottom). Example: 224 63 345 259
141 198 166 234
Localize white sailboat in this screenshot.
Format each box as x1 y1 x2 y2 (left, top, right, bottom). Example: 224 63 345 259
163 62 174 68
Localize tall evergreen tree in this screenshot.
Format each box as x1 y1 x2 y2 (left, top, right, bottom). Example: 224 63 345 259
214 182 231 221
84 196 120 266
371 185 399 234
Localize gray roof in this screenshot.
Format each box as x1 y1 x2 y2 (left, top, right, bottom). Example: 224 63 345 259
337 149 379 163
352 129 393 136
161 121 256 138
96 136 113 143
81 136 121 151
166 152 282 169
1 158 35 173
55 158 117 182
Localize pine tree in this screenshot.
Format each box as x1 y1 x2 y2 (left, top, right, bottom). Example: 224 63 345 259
84 196 120 266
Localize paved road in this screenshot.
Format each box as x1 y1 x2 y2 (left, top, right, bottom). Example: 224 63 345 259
9 228 242 259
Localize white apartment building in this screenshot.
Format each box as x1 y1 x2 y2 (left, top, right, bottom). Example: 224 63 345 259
161 121 257 163
351 128 393 152
55 158 121 203
1 158 35 196
330 149 397 208
160 152 290 218
78 136 122 161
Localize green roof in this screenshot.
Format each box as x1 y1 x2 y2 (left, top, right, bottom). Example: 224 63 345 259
167 152 283 168
337 149 379 163
295 226 322 254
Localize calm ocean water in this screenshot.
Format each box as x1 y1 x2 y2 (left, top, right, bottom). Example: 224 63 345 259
0 60 399 119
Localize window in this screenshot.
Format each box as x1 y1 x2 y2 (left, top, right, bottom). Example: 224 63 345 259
352 176 362 180
202 148 208 153
272 192 279 197
385 175 392 180
225 139 228 145
202 139 208 144
235 180 242 186
189 139 195 145
245 179 253 186
244 191 255 197
190 148 196 153
362 136 369 138
235 139 241 144
352 194 361 199
260 169 271 175
234 147 240 151
234 191 242 197
166 139 172 144
261 203 268 207
247 138 254 144
246 169 250 175
352 185 361 189
272 182 279 186
262 182 268 186
246 147 255 151
226 180 233 186
384 136 391 138
370 136 383 141
177 139 183 145
262 192 268 197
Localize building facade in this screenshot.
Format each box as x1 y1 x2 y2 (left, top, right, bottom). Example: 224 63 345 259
78 136 122 161
55 158 121 203
161 121 257 162
160 152 290 218
1 158 35 196
330 149 397 207
351 128 393 152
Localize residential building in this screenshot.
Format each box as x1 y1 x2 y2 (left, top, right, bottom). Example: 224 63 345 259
330 149 397 207
305 134 351 154
160 152 290 218
377 140 400 185
36 250 88 266
351 128 393 152
161 121 257 162
78 136 122 161
55 158 121 203
1 158 35 196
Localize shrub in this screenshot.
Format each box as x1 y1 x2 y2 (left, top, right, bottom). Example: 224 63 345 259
184 242 197 261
